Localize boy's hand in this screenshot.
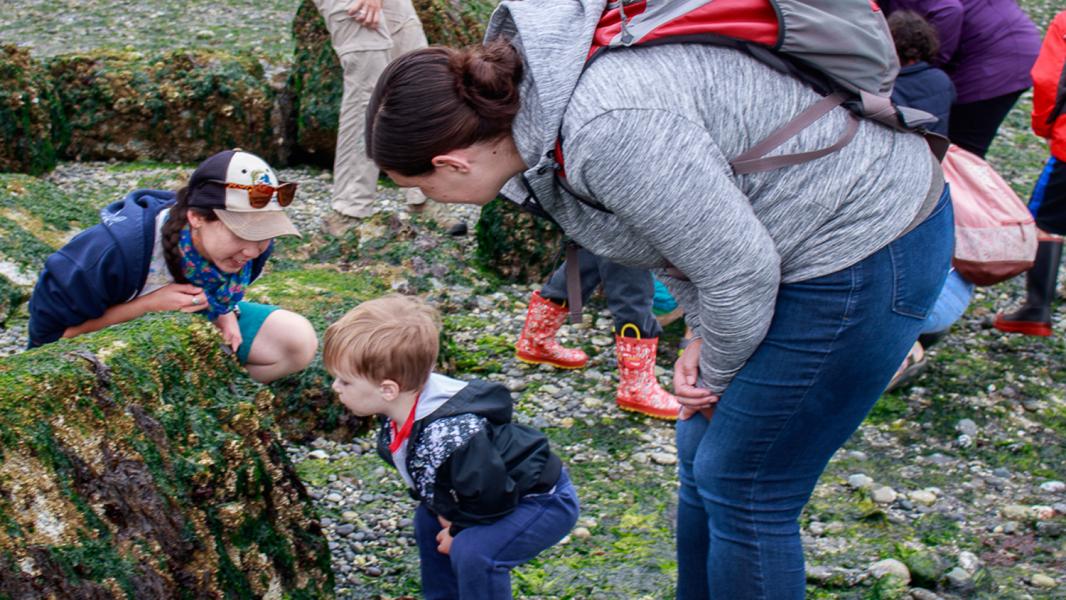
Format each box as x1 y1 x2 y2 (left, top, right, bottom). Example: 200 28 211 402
435 526 453 555
213 311 242 352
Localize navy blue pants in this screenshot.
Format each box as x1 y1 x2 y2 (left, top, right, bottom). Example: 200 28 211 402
414 470 580 600
1029 156 1066 235
675 191 953 599
541 247 662 337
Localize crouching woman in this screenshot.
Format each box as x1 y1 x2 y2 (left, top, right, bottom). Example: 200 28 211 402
28 150 317 383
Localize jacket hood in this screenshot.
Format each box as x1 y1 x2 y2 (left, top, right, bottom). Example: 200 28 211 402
422 379 514 426
100 189 176 284
486 0 607 169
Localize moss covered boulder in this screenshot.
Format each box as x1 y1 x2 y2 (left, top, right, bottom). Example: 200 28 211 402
476 197 564 283
48 49 283 164
289 0 497 164
0 315 333 597
0 45 64 175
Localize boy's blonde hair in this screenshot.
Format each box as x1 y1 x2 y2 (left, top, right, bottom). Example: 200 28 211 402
323 294 440 391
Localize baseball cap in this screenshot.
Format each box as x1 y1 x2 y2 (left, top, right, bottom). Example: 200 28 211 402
186 150 301 241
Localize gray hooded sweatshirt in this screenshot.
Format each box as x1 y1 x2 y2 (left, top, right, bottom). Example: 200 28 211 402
492 0 942 393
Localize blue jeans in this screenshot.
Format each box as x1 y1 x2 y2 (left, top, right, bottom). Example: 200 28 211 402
541 247 662 337
414 470 580 600
920 269 974 335
676 192 953 599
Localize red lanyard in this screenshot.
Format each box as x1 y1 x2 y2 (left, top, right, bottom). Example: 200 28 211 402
389 393 420 454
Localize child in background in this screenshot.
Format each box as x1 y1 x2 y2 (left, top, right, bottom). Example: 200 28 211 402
28 149 317 383
888 10 955 136
323 295 579 599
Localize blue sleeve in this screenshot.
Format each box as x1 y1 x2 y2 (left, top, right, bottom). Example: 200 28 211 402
27 227 139 347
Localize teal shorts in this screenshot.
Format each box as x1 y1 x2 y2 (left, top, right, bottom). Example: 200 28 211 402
235 301 280 365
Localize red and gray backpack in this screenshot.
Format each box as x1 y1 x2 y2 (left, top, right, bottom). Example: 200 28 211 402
554 0 948 200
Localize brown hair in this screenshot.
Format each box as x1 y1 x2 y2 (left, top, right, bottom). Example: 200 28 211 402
365 40 524 177
889 11 940 65
161 186 219 283
323 294 441 392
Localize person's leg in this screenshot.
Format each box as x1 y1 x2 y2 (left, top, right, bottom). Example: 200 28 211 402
681 193 953 598
920 269 975 336
599 259 661 337
238 303 317 383
948 89 1026 158
331 49 391 221
540 248 605 305
676 413 712 600
414 503 460 600
449 472 580 599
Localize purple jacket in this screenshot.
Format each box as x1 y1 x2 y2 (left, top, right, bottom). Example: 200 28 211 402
882 0 1041 104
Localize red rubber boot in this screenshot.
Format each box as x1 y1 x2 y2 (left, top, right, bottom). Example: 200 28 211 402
615 325 681 420
515 291 589 369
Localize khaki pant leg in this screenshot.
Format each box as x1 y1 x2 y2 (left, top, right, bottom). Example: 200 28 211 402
384 0 429 207
332 49 391 217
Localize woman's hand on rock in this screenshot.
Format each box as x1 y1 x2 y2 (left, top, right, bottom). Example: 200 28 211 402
673 337 719 420
142 283 208 314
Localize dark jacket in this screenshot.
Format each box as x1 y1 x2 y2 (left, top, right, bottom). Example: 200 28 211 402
27 189 272 347
882 0 1040 104
376 376 563 534
892 62 956 137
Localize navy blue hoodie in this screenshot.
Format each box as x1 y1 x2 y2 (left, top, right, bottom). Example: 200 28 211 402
28 189 271 347
892 62 957 137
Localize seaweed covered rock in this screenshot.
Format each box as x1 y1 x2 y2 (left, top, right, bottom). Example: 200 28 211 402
0 45 64 175
48 49 283 164
0 315 333 597
476 197 564 283
0 173 101 326
289 0 497 163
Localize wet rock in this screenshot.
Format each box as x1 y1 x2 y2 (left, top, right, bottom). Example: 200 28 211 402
957 551 981 574
650 452 678 466
1039 480 1065 493
945 566 974 591
909 489 937 506
848 473 874 489
572 527 592 539
869 558 911 584
956 418 979 437
0 45 61 174
1030 573 1057 589
909 589 943 600
903 550 945 589
1002 504 1030 520
872 486 898 504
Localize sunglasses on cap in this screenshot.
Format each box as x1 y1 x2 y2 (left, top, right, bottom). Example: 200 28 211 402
210 179 298 208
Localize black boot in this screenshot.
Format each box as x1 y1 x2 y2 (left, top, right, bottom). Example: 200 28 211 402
994 240 1063 336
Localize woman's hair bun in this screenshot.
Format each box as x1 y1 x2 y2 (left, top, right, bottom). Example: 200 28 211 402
449 40 523 123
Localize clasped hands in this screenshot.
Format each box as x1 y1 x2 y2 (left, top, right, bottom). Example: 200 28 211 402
672 337 718 420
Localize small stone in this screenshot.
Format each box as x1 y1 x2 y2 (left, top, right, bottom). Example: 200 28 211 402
365 566 383 577
342 511 359 522
956 418 979 437
909 589 943 600
957 551 981 573
1036 521 1063 537
927 453 953 466
325 493 343 503
311 437 329 448
1001 504 1030 520
1021 399 1044 412
869 558 910 584
1002 521 1020 534
1039 480 1065 493
847 474 874 489
308 449 330 460
872 486 898 504
651 452 678 466
945 566 974 590
956 434 973 448
824 521 846 535
847 450 869 461
1034 505 1056 520
335 524 355 536
1030 573 1057 588
909 490 937 506
805 565 834 584
591 335 613 347
992 467 1012 478
572 527 591 539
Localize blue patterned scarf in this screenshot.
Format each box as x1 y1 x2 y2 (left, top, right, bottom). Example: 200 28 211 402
179 227 251 320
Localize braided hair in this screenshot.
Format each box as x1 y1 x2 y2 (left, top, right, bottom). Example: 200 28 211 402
161 186 219 283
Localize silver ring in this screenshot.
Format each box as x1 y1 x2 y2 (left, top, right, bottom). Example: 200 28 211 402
191 297 201 305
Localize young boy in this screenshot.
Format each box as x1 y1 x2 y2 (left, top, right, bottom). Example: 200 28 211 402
323 295 579 599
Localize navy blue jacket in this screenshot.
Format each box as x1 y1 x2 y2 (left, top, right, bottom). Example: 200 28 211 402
28 189 272 348
892 62 957 137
